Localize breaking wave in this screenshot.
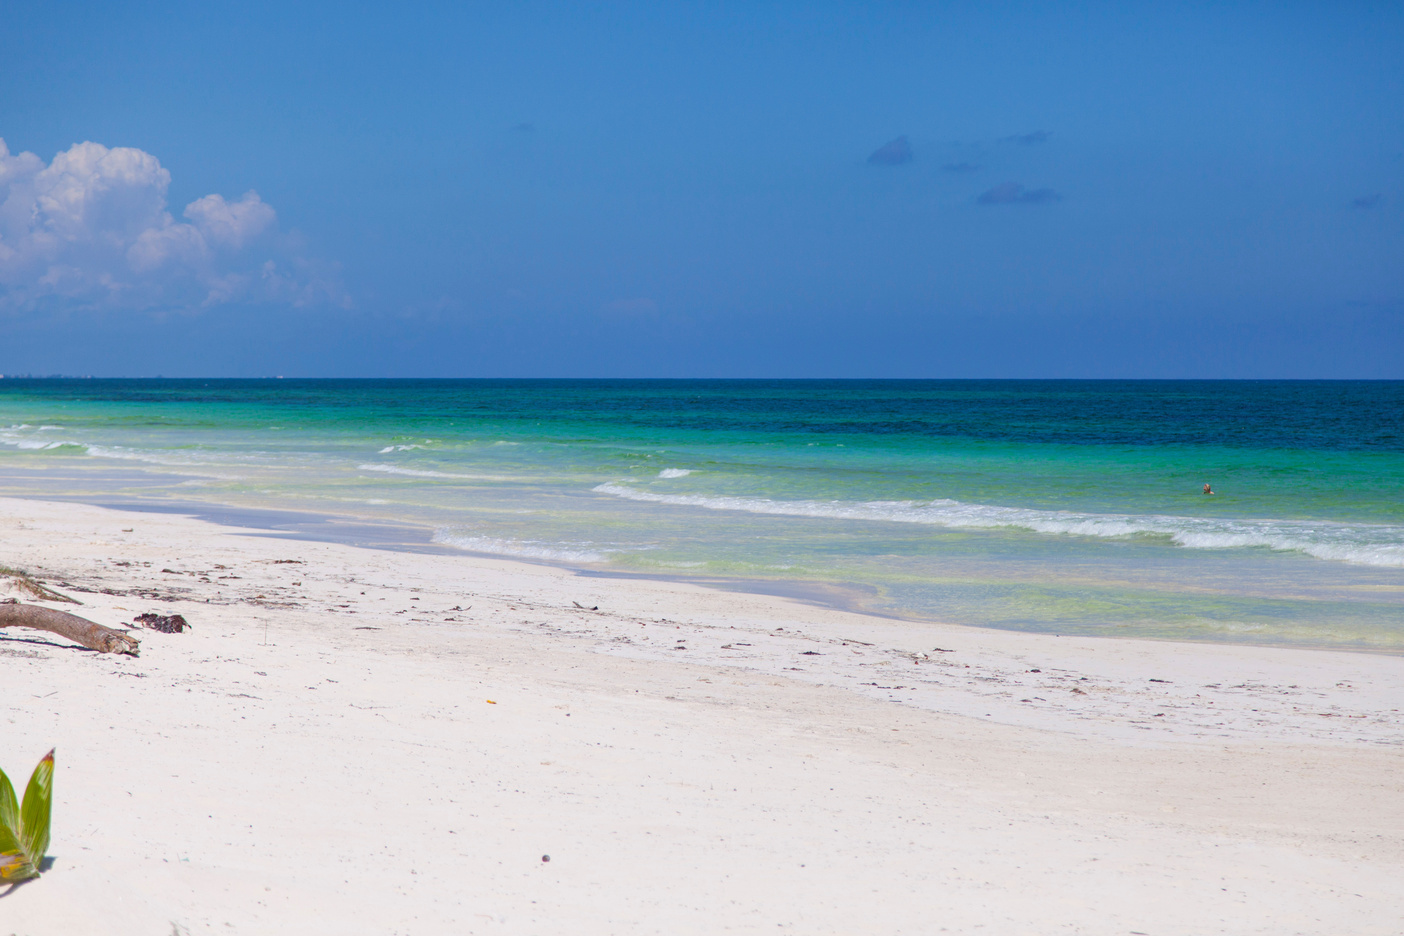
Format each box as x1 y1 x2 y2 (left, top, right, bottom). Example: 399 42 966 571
592 483 1404 568
0 424 78 451
356 463 519 482
431 531 612 563
358 463 474 479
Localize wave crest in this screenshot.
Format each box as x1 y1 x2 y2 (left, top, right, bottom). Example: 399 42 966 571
592 483 1404 568
431 531 610 563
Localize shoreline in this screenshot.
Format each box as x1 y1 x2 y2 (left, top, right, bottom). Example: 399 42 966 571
2 495 1402 933
5 488 1402 659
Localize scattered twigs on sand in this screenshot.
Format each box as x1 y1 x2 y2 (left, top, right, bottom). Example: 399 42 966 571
0 567 81 604
0 602 140 655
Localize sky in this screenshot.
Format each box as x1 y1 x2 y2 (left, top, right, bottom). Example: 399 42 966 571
0 1 1401 378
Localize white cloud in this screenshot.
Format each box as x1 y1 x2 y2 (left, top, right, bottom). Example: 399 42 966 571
0 138 345 312
184 191 276 249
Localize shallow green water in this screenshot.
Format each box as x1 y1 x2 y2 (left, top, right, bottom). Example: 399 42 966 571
2 379 1402 650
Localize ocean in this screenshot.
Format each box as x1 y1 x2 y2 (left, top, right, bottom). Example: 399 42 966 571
2 379 1402 651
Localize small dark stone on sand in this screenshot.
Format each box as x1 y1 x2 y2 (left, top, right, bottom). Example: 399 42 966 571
541 854 550 863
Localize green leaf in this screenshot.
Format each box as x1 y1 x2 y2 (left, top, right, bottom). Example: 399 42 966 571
18 750 53 866
0 819 38 882
0 767 19 838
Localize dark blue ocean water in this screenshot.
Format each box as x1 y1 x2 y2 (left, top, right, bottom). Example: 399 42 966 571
3 379 1402 649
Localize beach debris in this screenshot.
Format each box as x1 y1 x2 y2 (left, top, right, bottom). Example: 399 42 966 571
932 647 954 653
272 559 304 564
133 613 190 634
0 567 80 604
801 651 822 655
0 603 140 655
0 749 54 882
572 601 599 611
486 700 497 704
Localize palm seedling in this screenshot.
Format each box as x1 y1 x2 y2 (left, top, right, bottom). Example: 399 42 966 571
0 750 54 882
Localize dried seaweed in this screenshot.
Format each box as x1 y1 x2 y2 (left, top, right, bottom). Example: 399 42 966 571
133 612 191 634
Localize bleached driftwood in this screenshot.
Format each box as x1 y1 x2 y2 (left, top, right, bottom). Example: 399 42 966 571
0 602 140 655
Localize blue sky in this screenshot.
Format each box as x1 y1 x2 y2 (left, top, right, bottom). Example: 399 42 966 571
1 1 1401 377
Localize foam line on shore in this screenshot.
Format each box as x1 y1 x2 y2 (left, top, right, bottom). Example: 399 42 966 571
593 482 1404 568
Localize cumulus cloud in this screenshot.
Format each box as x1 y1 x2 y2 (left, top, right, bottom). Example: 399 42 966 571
976 182 1060 205
1350 194 1384 210
867 136 913 166
0 138 344 313
999 130 1051 145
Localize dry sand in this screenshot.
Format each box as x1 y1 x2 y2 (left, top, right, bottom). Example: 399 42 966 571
1 495 1401 935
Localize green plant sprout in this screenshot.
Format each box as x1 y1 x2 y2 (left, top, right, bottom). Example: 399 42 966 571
0 749 54 882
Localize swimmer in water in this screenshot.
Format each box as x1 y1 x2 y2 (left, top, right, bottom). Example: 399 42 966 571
1203 483 1214 495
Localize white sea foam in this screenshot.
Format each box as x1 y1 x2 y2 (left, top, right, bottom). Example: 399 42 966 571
358 463 475 479
658 468 692 478
431 531 611 563
356 463 518 482
592 483 1404 568
1 425 255 468
81 444 271 469
10 439 72 450
377 444 423 453
1 424 74 450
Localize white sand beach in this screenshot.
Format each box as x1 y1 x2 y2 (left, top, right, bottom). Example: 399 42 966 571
2 495 1401 935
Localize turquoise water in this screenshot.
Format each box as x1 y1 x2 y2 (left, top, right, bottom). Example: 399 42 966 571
2 379 1402 650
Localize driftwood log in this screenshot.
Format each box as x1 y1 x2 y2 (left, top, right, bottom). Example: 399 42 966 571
0 602 140 655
